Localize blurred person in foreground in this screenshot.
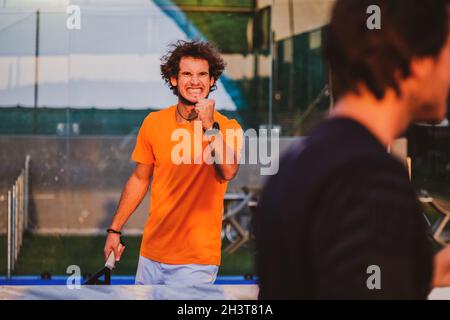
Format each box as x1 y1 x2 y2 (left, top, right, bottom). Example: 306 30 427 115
256 0 450 299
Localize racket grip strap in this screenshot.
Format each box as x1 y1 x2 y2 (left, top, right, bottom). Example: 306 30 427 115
106 228 121 235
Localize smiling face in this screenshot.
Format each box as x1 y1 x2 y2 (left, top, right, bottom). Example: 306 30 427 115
170 56 215 105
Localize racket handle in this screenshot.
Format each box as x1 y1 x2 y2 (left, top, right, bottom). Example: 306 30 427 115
105 243 123 270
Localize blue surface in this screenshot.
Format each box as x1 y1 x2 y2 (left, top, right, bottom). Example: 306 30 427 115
0 275 258 286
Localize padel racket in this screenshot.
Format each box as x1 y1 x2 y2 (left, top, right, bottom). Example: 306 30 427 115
84 241 125 285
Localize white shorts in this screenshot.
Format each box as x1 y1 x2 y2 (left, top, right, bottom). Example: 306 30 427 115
135 255 219 286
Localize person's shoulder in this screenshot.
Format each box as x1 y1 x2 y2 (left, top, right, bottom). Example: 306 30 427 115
214 110 241 130
277 117 408 194
309 117 382 148
286 117 389 165
142 106 175 126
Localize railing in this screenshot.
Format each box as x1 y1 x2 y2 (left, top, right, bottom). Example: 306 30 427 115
419 189 450 247
6 155 30 279
222 187 258 254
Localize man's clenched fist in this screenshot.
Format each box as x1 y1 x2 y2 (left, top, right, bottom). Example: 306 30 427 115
195 99 215 130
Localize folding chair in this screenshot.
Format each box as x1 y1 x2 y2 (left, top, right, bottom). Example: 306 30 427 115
222 188 254 254
418 189 450 247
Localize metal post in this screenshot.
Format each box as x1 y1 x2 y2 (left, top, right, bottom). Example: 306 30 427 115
16 176 21 261
16 178 20 255
288 0 295 111
12 184 16 268
33 10 40 134
268 4 273 130
7 191 12 279
18 172 23 251
25 155 30 229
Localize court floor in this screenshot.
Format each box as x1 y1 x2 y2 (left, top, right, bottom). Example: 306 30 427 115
1 275 450 300
0 284 260 300
0 275 257 286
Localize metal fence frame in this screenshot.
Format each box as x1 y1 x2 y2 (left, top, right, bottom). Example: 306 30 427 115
6 155 30 278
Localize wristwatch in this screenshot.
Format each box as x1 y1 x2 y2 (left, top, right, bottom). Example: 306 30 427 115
204 121 220 135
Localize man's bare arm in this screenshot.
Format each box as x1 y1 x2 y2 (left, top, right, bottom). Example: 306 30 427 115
210 132 239 181
103 162 154 260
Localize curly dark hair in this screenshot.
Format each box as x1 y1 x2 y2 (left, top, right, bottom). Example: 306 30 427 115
160 40 226 96
324 0 449 101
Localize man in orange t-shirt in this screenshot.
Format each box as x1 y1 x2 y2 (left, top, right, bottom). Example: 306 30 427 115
103 40 242 285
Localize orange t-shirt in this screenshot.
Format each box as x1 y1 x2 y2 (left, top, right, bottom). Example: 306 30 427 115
132 105 242 266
